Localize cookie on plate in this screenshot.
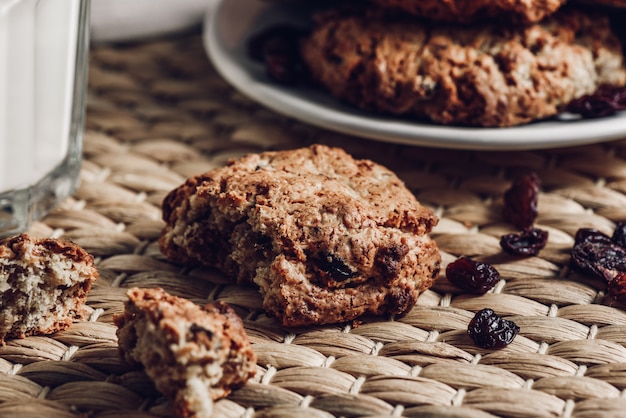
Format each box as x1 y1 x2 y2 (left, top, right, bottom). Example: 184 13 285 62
160 144 441 327
300 7 626 127
371 0 567 23
0 234 98 344
115 287 257 418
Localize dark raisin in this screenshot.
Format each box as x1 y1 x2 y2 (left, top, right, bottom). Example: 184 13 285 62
468 308 519 349
502 172 541 230
608 272 626 303
566 85 626 119
247 24 308 85
575 228 612 245
189 323 214 339
596 85 626 110
253 234 273 259
387 287 417 315
265 53 300 85
500 227 548 256
312 252 357 282
571 239 626 282
375 244 409 280
446 257 501 294
567 95 618 119
247 25 304 62
612 222 626 248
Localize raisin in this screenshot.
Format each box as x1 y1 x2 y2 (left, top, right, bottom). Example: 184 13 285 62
265 53 300 85
189 323 214 339
575 228 612 245
446 257 501 294
468 308 519 349
312 252 357 282
375 244 409 280
502 172 541 230
597 85 626 110
612 222 626 248
567 95 618 119
247 24 308 85
608 272 626 303
571 239 626 282
571 223 626 305
247 25 302 61
500 227 548 256
566 85 626 119
387 287 417 315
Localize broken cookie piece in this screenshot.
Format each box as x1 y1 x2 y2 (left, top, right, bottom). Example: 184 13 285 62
160 144 441 327
0 233 98 344
114 288 257 418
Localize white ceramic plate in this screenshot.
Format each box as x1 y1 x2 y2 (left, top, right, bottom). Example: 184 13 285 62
203 0 626 150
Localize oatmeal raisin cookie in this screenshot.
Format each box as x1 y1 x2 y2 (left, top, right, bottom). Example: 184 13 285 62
300 7 626 127
159 145 441 327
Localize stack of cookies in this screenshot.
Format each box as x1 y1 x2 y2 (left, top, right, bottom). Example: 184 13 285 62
299 0 626 127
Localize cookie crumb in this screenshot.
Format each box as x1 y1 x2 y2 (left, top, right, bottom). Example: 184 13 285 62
0 233 98 344
114 288 257 418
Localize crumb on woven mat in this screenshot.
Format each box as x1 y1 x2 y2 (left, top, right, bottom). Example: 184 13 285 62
114 287 257 418
0 233 98 344
159 144 441 327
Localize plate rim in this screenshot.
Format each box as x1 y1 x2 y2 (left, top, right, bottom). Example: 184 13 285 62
203 0 626 151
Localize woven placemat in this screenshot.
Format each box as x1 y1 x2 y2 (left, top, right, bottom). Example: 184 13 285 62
3 33 626 418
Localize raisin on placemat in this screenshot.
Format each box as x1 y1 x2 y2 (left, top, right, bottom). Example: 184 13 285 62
468 308 519 349
446 257 501 294
575 228 613 246
570 224 626 304
611 222 626 248
500 172 548 256
502 172 541 230
571 230 626 283
500 227 549 256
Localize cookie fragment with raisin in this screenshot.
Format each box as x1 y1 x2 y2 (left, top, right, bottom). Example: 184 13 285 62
115 287 257 418
0 233 98 344
159 144 441 327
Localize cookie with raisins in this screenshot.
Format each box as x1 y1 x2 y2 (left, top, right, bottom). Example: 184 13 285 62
159 145 441 327
300 6 626 127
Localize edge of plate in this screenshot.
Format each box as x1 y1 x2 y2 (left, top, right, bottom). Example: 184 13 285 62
202 0 626 151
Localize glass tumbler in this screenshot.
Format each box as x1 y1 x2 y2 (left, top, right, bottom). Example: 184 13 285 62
0 0 90 237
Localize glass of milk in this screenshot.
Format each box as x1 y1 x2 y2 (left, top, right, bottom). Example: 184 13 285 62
0 0 90 237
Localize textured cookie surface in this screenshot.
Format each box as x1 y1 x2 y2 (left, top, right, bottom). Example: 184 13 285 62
160 144 441 327
300 7 626 127
0 234 98 344
115 287 257 418
371 0 567 23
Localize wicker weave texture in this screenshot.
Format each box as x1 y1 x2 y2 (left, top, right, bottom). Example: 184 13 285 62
2 35 626 417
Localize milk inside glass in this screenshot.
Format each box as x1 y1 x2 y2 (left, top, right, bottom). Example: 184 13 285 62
0 0 90 236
